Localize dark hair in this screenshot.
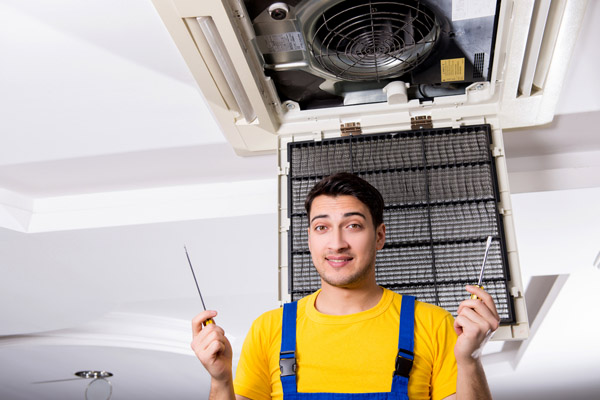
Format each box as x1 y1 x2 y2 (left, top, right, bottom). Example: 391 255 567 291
304 172 384 228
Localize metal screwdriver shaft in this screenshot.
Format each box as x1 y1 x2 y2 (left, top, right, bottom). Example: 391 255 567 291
471 236 493 300
184 245 214 324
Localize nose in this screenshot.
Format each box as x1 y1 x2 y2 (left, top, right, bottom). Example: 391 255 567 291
329 227 349 252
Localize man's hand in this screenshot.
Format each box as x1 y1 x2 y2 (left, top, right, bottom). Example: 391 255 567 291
191 310 234 385
453 285 500 364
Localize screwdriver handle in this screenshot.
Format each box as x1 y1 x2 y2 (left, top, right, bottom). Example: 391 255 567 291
470 285 484 300
204 318 215 326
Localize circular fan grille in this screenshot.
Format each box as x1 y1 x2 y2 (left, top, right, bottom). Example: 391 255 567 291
306 0 440 81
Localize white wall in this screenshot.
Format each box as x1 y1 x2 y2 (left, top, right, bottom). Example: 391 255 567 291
0 213 279 399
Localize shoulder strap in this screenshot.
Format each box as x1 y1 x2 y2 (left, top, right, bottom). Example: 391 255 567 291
391 295 415 394
280 301 298 395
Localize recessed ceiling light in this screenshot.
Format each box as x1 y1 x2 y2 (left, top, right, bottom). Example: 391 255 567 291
75 371 113 379
74 371 113 400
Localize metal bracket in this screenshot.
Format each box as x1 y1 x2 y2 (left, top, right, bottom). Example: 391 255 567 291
491 146 505 157
340 122 362 136
278 164 290 176
280 218 290 232
411 116 433 130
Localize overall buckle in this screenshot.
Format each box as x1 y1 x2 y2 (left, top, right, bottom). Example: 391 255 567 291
279 350 296 377
394 348 414 378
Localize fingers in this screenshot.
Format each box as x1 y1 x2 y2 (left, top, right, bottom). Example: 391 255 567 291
204 332 227 356
195 324 225 352
453 318 464 336
454 286 501 363
454 306 497 338
191 322 227 361
455 286 500 335
457 300 499 331
464 285 499 317
190 320 234 381
192 310 218 337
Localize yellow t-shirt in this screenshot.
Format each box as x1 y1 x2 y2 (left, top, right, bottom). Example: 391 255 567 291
234 288 457 400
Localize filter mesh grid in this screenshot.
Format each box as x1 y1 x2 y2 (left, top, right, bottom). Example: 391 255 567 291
287 125 513 322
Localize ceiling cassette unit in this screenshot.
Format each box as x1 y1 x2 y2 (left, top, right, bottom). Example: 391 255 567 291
153 0 588 340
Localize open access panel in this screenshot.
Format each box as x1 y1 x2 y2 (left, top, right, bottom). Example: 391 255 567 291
151 0 588 341
278 124 528 340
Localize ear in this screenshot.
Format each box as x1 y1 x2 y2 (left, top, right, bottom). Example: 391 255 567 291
375 223 386 250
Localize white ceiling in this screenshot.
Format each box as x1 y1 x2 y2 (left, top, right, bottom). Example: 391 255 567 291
1 0 600 399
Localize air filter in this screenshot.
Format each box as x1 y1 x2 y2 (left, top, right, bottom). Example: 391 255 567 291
287 124 514 323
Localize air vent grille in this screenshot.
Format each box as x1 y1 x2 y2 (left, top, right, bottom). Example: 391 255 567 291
473 52 485 78
287 125 514 322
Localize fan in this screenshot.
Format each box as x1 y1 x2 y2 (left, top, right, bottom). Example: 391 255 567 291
249 0 492 108
300 0 440 81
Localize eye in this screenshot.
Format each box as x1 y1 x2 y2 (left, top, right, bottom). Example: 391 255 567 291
314 225 327 232
347 223 362 229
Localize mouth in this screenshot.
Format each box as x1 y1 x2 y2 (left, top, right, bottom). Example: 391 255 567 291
325 256 353 268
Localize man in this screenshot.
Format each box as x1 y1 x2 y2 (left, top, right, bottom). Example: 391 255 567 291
192 172 499 400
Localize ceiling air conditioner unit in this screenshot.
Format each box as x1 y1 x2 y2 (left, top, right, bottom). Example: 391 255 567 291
153 0 588 340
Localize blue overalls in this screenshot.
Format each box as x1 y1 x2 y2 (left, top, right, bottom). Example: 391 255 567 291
279 295 416 400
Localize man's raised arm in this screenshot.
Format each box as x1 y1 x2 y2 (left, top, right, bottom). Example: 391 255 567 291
449 285 500 400
191 310 250 400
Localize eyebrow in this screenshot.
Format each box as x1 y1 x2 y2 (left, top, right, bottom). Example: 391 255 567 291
310 212 367 224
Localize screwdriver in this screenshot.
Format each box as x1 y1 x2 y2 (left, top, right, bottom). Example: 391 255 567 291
184 245 215 325
471 236 493 300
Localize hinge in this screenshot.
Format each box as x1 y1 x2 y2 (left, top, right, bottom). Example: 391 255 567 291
411 116 433 130
510 286 522 298
278 163 290 176
340 122 362 136
491 146 504 157
230 0 245 18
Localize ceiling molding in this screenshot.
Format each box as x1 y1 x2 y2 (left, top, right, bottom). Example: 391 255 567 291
0 188 33 232
0 179 276 233
506 149 600 193
0 312 238 357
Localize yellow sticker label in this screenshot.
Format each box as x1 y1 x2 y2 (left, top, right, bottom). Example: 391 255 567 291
440 58 465 82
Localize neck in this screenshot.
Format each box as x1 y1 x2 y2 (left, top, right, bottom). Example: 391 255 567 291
314 281 383 315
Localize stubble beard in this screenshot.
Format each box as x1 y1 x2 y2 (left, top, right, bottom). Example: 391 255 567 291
315 251 377 289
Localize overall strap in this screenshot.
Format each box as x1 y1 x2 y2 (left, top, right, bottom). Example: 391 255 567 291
280 301 298 395
391 295 415 394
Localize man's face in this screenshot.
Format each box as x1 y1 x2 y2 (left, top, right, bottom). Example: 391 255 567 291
307 195 385 290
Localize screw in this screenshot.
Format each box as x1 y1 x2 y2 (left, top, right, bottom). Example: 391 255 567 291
270 7 287 20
